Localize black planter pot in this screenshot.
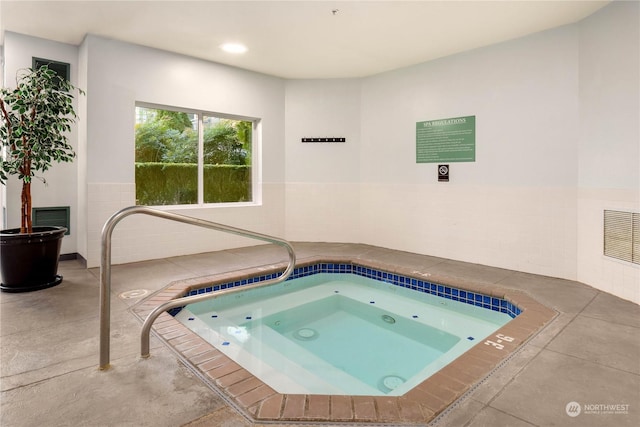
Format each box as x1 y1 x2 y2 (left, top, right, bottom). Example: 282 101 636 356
0 226 67 293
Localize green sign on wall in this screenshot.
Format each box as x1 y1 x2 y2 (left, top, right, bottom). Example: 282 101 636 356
416 115 475 163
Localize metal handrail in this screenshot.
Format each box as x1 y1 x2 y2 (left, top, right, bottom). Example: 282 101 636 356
99 205 296 370
139 261 292 358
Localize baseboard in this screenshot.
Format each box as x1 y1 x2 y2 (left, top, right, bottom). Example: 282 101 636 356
59 252 78 261
59 252 88 268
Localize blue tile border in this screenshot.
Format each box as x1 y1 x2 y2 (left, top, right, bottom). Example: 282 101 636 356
170 262 521 318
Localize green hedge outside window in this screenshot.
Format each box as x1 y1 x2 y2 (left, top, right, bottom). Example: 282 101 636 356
135 163 252 206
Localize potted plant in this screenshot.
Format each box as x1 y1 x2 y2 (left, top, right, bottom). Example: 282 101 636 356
0 65 83 292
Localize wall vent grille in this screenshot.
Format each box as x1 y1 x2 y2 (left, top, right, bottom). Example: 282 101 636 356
604 210 639 265
33 206 70 235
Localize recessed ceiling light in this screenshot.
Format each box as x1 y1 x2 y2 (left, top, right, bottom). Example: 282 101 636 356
221 43 248 54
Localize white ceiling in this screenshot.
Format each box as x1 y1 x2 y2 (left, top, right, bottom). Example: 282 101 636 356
0 0 610 79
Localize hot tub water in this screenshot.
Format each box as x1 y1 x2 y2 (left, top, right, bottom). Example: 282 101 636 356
176 273 511 395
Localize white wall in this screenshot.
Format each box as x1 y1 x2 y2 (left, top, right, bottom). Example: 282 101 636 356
81 35 286 267
577 1 640 303
358 25 580 280
1 44 5 230
2 32 80 255
76 37 89 260
284 79 362 242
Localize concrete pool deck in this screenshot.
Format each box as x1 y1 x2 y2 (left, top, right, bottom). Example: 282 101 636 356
1 242 638 426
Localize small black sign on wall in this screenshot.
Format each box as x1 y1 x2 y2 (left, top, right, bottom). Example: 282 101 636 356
438 164 449 182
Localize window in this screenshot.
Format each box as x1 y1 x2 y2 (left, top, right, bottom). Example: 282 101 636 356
135 105 255 206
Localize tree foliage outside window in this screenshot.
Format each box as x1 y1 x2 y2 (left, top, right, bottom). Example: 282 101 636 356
135 106 253 205
135 109 196 163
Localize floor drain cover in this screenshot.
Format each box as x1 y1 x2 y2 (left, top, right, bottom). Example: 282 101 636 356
293 328 319 341
118 289 149 299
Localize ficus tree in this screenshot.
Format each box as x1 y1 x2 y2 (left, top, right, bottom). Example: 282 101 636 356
0 66 84 233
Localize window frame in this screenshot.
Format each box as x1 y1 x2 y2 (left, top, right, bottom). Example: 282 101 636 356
134 102 261 209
